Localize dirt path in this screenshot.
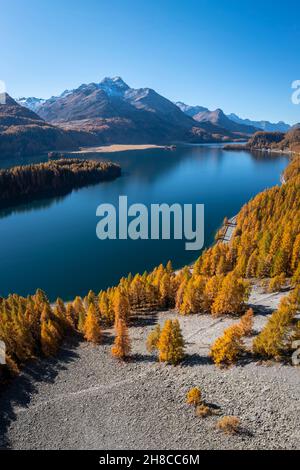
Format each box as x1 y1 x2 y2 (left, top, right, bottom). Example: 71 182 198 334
219 215 237 244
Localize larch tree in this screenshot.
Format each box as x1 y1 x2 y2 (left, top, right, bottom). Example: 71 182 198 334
210 325 244 366
114 288 130 324
66 303 77 329
211 273 249 316
146 324 161 353
84 303 102 344
40 319 61 357
111 317 131 360
158 319 185 365
238 308 254 336
72 296 86 332
252 292 297 359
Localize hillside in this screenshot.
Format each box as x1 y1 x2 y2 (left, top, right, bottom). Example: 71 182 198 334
0 95 99 158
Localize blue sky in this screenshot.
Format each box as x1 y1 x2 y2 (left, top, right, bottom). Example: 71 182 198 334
1 0 300 124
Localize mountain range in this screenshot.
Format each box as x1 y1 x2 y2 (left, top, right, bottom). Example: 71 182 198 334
175 102 292 133
0 77 295 158
13 77 258 145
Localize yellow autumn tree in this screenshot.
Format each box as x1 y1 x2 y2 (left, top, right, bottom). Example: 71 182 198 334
111 317 131 360
84 303 102 344
210 325 244 366
72 296 86 332
40 319 61 357
252 293 297 359
66 303 77 329
146 324 161 353
238 308 254 336
158 319 185 365
211 273 249 316
268 273 286 293
114 288 130 324
159 272 173 309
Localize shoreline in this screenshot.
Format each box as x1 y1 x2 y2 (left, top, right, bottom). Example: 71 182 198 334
69 144 166 155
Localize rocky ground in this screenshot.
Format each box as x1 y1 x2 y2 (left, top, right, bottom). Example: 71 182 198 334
0 286 299 450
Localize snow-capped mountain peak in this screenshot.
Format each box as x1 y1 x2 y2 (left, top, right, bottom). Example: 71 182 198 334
98 76 130 95
16 96 46 112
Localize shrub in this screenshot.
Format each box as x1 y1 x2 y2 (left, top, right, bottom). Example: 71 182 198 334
196 404 214 418
186 387 202 407
217 416 241 435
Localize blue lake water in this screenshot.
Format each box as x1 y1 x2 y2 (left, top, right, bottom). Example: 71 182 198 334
0 145 288 301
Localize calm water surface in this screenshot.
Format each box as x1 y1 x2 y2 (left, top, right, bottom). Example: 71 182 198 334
0 145 288 301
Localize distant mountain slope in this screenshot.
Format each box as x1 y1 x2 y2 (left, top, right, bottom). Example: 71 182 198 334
177 102 258 135
17 77 251 145
0 95 99 157
16 97 46 113
227 113 291 133
175 101 209 117
192 108 258 134
177 101 292 134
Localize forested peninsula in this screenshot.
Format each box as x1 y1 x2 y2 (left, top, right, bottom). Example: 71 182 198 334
0 159 121 208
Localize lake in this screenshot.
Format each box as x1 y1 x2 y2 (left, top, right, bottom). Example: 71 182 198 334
0 145 288 301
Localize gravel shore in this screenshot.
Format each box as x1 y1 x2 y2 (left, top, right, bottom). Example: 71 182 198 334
0 287 299 450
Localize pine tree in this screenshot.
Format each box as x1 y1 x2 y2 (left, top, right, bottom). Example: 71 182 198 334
111 317 131 360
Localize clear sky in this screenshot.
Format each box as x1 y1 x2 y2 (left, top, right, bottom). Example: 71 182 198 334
1 0 300 124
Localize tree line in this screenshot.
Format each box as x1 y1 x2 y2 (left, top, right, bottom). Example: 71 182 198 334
193 155 300 281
